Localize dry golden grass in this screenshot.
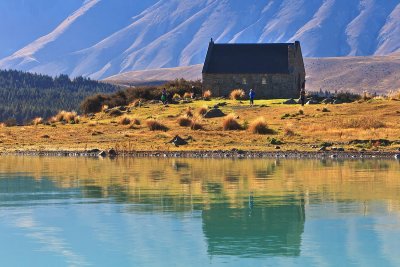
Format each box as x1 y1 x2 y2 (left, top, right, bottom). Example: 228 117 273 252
118 116 131 125
1 99 400 153
203 90 212 99
248 117 271 134
177 116 192 127
185 107 193 117
388 89 400 100
183 92 192 99
132 118 141 125
198 105 208 116
230 89 245 100
338 117 386 129
54 110 79 123
146 119 169 131
32 117 43 125
223 114 242 131
130 99 141 107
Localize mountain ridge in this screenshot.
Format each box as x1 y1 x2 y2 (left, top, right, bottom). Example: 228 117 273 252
0 0 399 79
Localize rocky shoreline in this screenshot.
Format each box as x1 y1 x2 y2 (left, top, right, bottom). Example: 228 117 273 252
2 149 400 160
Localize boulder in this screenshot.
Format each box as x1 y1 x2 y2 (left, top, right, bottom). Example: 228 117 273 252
283 98 297 104
204 108 226 118
87 149 100 154
395 154 400 160
306 99 319 105
168 135 188 147
108 149 117 157
98 151 107 157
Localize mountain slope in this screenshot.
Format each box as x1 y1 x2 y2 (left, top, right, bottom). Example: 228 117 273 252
104 55 400 95
0 0 400 79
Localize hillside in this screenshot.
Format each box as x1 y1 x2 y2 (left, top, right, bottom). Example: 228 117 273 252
0 0 399 79
104 55 400 95
0 70 120 123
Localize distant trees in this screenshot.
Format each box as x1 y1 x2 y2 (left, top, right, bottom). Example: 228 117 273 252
0 69 120 123
80 78 202 114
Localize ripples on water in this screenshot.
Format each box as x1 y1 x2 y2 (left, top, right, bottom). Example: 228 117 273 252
0 157 400 266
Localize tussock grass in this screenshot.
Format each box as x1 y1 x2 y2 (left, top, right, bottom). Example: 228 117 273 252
146 119 168 131
388 89 400 100
185 107 193 117
223 114 242 131
177 116 192 127
284 127 296 137
54 111 79 123
132 118 141 125
173 93 181 100
118 116 131 125
248 117 271 134
230 89 245 100
183 92 192 99
32 117 43 125
338 117 386 129
203 90 212 99
198 105 208 116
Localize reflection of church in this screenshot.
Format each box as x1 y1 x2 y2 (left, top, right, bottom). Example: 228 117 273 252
202 198 305 257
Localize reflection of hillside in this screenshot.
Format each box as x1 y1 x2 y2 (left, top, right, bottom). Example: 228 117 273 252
0 157 400 211
203 200 305 257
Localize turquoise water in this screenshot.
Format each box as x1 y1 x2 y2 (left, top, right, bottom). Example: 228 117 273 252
0 157 400 266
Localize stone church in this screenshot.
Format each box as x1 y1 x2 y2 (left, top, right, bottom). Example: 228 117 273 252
202 40 306 99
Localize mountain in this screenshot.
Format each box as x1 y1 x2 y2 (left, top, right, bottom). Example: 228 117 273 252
104 54 400 95
0 0 400 79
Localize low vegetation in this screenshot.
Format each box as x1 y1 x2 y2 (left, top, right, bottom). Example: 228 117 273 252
248 117 271 134
223 114 242 131
203 90 212 99
230 89 245 100
146 119 169 131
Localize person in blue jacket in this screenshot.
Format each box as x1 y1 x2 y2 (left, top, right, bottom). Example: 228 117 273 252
249 89 255 106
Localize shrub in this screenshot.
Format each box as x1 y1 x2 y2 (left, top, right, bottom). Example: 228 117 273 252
119 116 131 125
298 109 304 115
4 118 17 127
54 110 79 123
230 89 245 100
173 93 181 100
223 114 242 130
198 105 208 116
249 117 271 134
322 107 330 112
284 127 295 136
183 92 192 99
177 116 192 127
203 90 212 99
32 117 43 125
80 94 110 114
146 119 168 131
335 91 361 103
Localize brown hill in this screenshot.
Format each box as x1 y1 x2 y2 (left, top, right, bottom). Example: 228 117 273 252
104 55 400 95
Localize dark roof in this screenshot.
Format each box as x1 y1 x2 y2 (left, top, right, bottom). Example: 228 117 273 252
202 42 294 74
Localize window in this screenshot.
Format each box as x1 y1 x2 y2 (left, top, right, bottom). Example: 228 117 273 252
242 78 247 85
262 77 267 85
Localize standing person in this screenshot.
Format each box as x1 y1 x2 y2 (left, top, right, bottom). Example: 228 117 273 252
161 88 167 105
300 88 306 106
249 89 255 107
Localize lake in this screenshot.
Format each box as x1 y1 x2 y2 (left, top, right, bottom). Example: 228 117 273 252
0 156 399 266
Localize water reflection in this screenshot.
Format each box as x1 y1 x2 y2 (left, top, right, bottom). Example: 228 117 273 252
0 156 400 265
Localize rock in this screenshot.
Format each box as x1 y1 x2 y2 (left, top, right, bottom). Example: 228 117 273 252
395 154 400 159
98 151 107 157
319 146 326 151
148 100 161 104
118 106 127 111
306 99 319 105
87 149 100 153
213 104 219 109
283 98 297 104
180 100 192 104
321 98 334 104
109 109 123 117
330 154 338 158
41 134 50 138
275 146 281 149
168 135 188 147
333 99 343 104
203 108 226 118
108 149 117 157
217 102 227 107
337 147 345 152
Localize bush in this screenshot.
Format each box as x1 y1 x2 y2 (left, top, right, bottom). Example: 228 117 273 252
32 117 43 125
335 91 361 103
177 116 192 127
4 118 17 127
223 114 242 130
80 94 110 114
132 118 141 125
54 110 79 123
119 116 131 125
146 119 168 131
248 117 271 134
173 93 181 100
203 90 212 99
230 89 245 100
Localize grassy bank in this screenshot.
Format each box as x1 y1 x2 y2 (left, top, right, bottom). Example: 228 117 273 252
1 98 400 153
